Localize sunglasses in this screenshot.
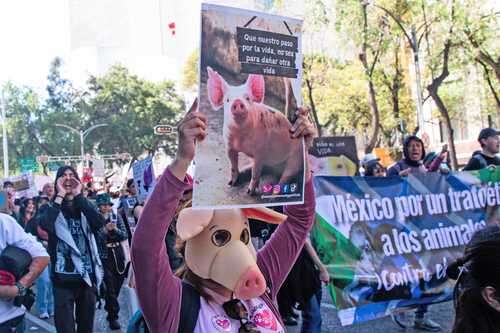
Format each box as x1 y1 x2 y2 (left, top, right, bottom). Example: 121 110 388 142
222 299 259 333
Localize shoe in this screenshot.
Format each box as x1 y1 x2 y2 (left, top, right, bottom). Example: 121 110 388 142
414 317 442 332
109 320 121 330
391 312 410 329
39 312 49 319
283 316 298 326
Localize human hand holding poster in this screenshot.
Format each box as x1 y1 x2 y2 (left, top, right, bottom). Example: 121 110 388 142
312 167 500 325
194 4 305 208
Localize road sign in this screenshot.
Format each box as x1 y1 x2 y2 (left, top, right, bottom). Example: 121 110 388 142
154 125 175 135
20 157 39 172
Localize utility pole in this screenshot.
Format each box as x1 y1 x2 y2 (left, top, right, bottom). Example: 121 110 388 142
55 123 108 167
411 26 425 132
1 91 8 178
371 3 425 133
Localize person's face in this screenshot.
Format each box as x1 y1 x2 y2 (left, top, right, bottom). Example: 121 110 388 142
373 164 386 177
407 140 424 162
61 169 77 193
43 183 54 198
128 183 137 196
99 204 112 214
25 200 35 213
482 135 500 155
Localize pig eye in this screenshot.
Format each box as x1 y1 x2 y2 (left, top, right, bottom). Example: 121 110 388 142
245 96 250 101
212 230 231 247
240 229 250 245
226 98 229 103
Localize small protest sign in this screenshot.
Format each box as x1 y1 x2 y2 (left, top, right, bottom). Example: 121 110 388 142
132 157 156 203
1 173 37 198
309 136 359 176
0 191 7 211
92 159 105 178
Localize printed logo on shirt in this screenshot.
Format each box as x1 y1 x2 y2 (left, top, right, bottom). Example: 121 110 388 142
251 304 278 331
211 315 232 332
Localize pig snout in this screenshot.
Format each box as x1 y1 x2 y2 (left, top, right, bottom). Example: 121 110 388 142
231 98 247 120
233 266 267 300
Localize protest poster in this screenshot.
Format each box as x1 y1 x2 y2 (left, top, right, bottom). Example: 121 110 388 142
193 3 305 208
92 159 105 178
312 167 500 326
132 157 156 203
309 136 359 176
1 172 37 198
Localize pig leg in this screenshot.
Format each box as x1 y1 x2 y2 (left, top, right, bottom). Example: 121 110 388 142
247 159 264 195
228 149 240 186
278 152 303 185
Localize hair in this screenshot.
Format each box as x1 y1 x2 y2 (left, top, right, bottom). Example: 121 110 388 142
53 165 80 199
18 198 36 225
364 162 385 177
446 225 500 333
127 179 135 189
403 135 426 162
2 181 14 189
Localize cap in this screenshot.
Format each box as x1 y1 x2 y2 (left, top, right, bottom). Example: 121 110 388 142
96 193 112 206
361 153 380 167
478 128 500 141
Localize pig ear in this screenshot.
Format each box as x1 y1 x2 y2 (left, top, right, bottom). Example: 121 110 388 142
207 67 227 110
246 74 265 103
242 207 287 225
176 208 214 240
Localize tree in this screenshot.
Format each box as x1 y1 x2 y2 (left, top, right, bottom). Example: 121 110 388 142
182 49 200 91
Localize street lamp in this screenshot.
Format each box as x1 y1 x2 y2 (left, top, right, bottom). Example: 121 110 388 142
55 123 108 167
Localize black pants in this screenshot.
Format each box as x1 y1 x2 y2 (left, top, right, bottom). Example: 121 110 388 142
53 283 97 333
103 246 127 321
0 315 24 333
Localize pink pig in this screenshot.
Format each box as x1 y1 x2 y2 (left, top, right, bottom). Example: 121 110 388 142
207 66 303 195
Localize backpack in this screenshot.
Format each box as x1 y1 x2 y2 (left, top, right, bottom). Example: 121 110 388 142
127 281 200 333
473 154 488 169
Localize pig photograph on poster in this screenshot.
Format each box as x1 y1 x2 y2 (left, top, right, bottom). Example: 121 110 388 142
193 4 305 208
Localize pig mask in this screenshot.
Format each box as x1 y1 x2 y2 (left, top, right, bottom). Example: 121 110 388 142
207 66 265 124
176 207 286 300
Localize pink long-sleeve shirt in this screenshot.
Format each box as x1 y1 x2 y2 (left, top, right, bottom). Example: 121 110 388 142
131 167 316 333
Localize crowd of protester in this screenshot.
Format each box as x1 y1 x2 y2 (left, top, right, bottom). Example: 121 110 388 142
0 125 498 332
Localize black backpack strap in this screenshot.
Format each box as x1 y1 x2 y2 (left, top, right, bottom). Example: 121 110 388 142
178 281 200 333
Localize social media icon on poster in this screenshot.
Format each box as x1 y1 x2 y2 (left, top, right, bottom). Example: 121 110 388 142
282 184 290 194
262 184 273 194
290 183 297 193
272 185 281 195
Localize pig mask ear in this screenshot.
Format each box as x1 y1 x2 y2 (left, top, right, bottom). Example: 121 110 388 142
176 208 214 240
242 207 287 224
207 67 228 110
246 74 265 103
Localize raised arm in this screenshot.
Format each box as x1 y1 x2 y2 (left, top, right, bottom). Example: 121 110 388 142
257 180 315 298
257 106 317 298
131 99 206 333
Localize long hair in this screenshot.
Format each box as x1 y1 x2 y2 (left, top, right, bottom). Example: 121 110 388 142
18 198 36 226
446 225 500 333
53 165 81 199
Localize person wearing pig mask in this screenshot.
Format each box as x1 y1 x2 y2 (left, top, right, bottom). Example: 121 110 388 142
131 99 317 333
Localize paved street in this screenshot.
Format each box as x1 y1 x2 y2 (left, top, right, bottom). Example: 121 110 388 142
23 287 454 333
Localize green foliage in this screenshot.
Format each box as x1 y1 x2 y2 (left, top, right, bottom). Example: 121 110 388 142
0 60 185 172
182 49 199 90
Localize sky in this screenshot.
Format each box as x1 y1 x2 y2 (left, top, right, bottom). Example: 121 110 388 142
0 0 269 92
0 0 71 89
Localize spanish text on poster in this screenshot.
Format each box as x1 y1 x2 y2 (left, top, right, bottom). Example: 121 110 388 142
194 3 305 208
312 168 500 325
